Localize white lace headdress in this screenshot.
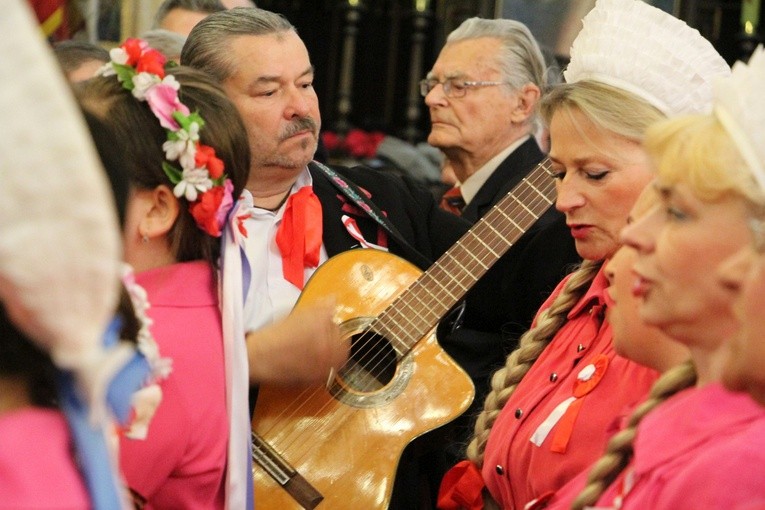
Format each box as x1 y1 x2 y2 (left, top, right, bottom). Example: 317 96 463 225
564 0 731 116
714 46 765 191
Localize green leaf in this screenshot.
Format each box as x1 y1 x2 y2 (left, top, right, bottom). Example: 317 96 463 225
162 162 183 184
112 63 136 90
188 111 205 131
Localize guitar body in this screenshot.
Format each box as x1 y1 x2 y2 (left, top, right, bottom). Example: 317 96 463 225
252 249 475 509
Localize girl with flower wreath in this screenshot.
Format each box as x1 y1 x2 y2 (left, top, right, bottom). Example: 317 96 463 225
77 39 252 510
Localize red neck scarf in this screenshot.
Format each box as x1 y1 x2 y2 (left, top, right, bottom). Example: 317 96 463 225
275 186 323 289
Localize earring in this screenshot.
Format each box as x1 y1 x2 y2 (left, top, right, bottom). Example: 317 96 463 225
142 233 149 243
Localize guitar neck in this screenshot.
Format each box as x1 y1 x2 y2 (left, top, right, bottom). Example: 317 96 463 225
376 158 556 351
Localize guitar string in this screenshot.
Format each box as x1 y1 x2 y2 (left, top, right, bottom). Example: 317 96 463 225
255 161 558 466
255 160 558 465
321 159 558 392
270 185 558 469
257 164 557 467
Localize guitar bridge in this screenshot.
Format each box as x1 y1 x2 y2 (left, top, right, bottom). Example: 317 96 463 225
251 431 324 509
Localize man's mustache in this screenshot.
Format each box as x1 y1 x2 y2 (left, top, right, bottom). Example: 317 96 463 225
280 117 318 141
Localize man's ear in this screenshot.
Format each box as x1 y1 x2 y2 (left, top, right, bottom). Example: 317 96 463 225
139 185 181 240
509 83 542 124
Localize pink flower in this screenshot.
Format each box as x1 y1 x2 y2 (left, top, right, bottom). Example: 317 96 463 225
215 179 235 229
145 83 190 131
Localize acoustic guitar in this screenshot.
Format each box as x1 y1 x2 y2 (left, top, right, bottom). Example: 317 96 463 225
252 158 557 509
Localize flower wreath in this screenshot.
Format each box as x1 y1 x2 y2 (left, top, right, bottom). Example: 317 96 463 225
97 38 233 237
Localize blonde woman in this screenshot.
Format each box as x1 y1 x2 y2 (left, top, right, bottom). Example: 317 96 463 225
526 185 690 510
570 47 765 510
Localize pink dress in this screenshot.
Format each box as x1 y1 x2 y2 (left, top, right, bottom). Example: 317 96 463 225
119 261 227 509
481 268 658 509
0 408 89 509
593 383 765 509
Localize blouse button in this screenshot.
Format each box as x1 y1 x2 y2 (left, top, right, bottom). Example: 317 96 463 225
495 465 505 475
577 343 586 352
515 408 523 419
549 372 558 382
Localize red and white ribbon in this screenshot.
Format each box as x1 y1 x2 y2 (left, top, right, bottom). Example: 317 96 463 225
530 354 610 453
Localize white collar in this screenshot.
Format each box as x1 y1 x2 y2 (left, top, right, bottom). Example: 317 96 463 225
459 135 531 205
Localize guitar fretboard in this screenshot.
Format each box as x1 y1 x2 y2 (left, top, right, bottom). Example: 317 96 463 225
375 158 557 352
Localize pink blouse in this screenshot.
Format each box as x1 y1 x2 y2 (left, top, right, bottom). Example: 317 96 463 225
119 261 227 509
595 383 765 509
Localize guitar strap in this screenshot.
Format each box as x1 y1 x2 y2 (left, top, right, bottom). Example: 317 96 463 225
311 160 433 269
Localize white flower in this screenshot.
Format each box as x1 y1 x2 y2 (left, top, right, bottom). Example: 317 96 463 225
186 121 201 142
109 47 129 65
131 72 161 100
160 74 181 92
162 122 200 170
95 62 116 77
163 138 196 169
173 168 213 201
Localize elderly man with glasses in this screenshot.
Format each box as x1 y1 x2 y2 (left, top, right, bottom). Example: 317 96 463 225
422 16 581 480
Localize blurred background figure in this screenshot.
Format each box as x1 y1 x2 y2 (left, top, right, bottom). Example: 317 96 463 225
52 39 109 82
1 2 153 508
141 27 186 62
153 0 224 36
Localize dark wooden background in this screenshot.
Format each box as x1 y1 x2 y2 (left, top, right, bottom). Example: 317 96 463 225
255 0 761 144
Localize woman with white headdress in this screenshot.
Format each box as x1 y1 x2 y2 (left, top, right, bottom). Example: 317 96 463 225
436 1 730 509
564 45 765 510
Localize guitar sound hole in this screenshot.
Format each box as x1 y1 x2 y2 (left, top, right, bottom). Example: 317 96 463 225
338 332 398 393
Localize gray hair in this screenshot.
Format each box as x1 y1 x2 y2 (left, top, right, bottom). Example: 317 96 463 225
446 17 548 93
142 28 187 61
181 7 296 82
153 0 225 29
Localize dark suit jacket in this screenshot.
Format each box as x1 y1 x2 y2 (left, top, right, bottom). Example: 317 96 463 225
435 137 582 470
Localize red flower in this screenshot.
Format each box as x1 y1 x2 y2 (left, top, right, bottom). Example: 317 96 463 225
136 48 167 78
321 131 341 151
189 186 226 237
122 38 144 66
344 129 385 159
195 144 225 179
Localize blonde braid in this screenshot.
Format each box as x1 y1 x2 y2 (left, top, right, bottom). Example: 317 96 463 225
570 360 697 510
466 259 603 467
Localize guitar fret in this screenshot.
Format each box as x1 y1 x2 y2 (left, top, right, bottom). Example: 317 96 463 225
425 263 468 293
373 158 557 351
475 222 510 256
526 181 554 203
439 247 482 283
494 205 525 222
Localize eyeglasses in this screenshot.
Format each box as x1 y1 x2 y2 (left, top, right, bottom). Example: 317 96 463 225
419 78 509 98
